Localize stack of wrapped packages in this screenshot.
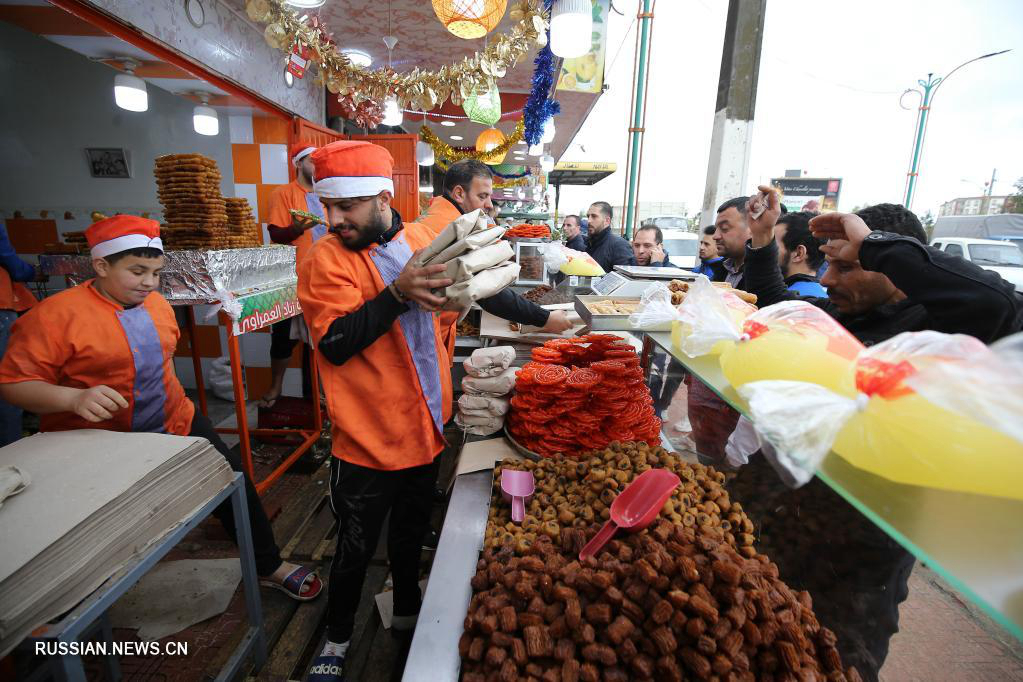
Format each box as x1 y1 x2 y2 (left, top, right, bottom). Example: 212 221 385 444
457 347 517 436
413 209 520 319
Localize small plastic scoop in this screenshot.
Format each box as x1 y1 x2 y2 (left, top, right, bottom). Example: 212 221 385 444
579 468 681 560
500 469 535 523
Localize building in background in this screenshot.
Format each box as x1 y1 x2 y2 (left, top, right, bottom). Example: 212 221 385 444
939 195 1009 217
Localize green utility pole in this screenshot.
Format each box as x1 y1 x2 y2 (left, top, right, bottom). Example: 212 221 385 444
901 50 1010 211
622 0 654 240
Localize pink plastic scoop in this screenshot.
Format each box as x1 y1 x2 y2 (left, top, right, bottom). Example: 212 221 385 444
500 469 535 523
579 468 681 561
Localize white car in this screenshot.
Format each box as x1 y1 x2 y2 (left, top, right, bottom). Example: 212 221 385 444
930 237 1023 291
659 229 699 269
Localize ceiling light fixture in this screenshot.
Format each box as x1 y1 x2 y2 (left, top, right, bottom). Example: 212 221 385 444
541 118 556 144
342 49 372 69
440 120 457 127
285 0 326 8
540 153 555 173
550 0 592 58
192 92 219 136
450 135 464 141
113 59 148 112
382 95 403 126
416 141 435 167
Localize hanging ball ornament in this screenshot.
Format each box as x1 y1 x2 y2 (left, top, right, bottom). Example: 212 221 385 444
264 23 288 50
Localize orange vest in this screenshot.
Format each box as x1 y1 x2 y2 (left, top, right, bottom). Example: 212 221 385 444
418 196 463 363
298 222 453 471
0 281 194 435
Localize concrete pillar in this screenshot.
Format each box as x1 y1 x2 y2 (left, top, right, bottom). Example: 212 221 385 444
700 0 767 228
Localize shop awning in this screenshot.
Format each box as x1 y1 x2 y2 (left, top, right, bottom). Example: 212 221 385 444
547 161 617 186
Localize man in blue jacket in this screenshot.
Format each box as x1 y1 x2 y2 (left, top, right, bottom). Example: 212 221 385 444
775 210 827 297
561 214 586 251
693 226 726 279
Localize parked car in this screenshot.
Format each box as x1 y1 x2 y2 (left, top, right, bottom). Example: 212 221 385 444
643 215 691 231
660 230 699 269
991 235 1023 255
930 237 1023 290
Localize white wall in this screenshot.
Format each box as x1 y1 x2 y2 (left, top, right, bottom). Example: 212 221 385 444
0 20 234 237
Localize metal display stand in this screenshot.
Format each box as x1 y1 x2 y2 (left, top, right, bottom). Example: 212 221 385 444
26 473 266 682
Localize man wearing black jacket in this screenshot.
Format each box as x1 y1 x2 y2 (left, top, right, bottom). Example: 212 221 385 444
585 202 634 272
727 188 1022 681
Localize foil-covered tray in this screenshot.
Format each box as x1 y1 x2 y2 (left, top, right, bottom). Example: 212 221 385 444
40 246 297 305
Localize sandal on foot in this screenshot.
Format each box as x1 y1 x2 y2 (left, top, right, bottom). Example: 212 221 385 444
259 565 323 601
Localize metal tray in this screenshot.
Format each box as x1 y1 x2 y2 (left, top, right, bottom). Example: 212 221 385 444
613 265 699 280
503 424 541 461
573 294 642 331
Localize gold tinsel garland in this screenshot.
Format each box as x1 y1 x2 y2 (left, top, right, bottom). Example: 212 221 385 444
420 119 525 163
494 176 530 189
247 0 549 112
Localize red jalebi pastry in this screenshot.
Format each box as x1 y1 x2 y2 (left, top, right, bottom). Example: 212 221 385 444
566 367 602 391
533 364 570 386
590 360 628 376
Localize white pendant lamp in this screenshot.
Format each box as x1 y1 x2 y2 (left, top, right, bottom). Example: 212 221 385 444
193 94 219 136
382 95 403 126
540 153 555 173
528 143 544 157
550 0 592 58
541 117 556 144
114 60 148 112
416 140 435 166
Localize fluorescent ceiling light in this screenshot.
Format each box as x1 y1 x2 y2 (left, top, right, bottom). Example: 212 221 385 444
450 135 463 141
441 120 457 127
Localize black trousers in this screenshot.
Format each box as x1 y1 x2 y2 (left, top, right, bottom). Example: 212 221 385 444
326 455 440 643
269 319 312 398
189 413 283 576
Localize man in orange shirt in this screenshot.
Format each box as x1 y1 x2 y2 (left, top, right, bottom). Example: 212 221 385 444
261 141 325 407
0 221 41 446
0 216 322 602
419 159 571 359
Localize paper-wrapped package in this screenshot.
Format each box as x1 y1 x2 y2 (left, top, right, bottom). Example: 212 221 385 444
463 346 516 378
462 367 517 396
458 394 510 416
442 262 520 312
414 210 518 316
454 411 504 436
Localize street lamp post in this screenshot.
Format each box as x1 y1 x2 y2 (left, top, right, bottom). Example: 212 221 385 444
900 49 1010 210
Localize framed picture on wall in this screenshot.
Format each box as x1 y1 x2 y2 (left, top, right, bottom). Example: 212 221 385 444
85 148 131 179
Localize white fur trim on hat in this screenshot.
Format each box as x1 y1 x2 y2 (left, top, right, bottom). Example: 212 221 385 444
292 147 317 166
314 176 395 200
91 234 164 259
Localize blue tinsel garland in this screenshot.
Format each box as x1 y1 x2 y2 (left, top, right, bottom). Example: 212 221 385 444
523 0 561 147
492 167 532 179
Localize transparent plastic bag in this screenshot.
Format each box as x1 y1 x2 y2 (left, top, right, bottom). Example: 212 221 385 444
628 283 679 330
539 242 569 274
541 242 604 276
720 300 863 393
674 276 756 357
738 330 1023 498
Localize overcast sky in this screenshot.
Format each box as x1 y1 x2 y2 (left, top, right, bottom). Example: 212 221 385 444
557 0 1023 222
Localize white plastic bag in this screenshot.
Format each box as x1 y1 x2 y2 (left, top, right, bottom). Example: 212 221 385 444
628 283 679 330
207 356 245 401
539 242 569 274
463 346 516 378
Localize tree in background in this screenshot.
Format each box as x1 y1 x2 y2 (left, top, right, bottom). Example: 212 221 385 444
921 210 936 240
1006 177 1023 214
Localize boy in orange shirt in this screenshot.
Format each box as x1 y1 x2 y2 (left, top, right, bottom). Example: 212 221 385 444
0 215 321 601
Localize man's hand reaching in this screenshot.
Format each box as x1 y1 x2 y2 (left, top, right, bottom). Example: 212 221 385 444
747 186 781 249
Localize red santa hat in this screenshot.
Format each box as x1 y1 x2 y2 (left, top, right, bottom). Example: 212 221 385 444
290 140 317 166
86 215 163 259
311 140 394 200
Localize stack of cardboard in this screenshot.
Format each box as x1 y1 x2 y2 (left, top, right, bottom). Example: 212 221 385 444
0 430 234 656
